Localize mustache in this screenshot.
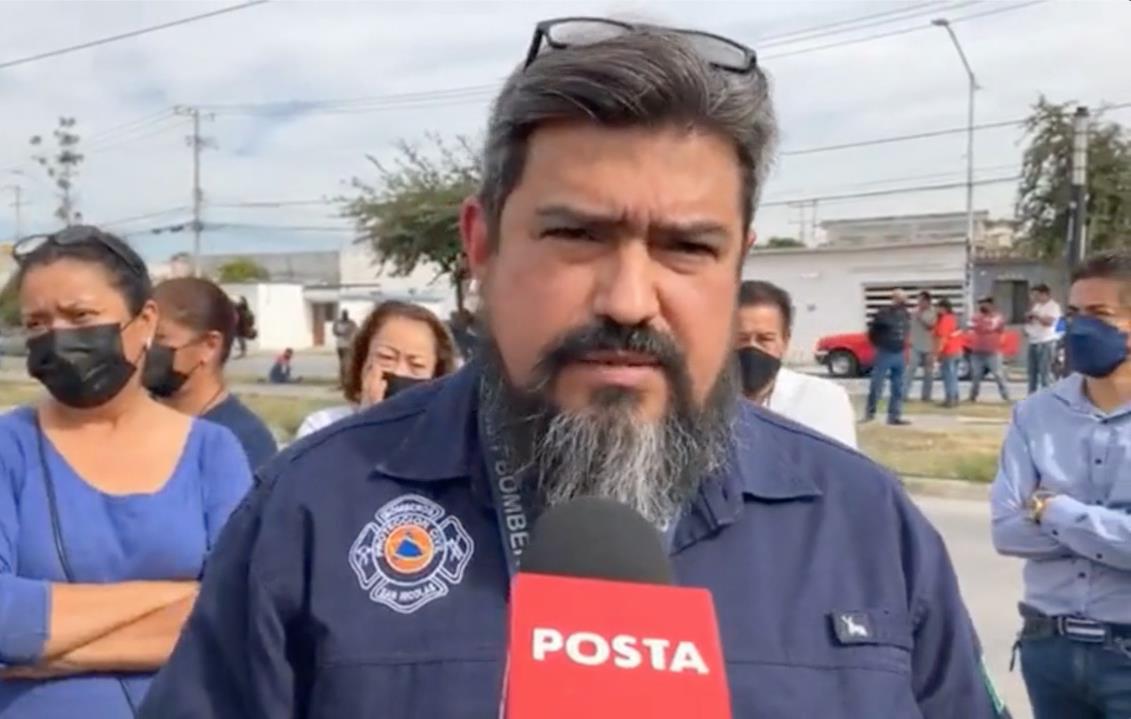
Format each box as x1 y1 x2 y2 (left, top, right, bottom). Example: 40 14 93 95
532 319 686 387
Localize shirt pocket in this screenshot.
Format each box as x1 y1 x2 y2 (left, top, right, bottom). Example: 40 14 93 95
308 647 504 719
726 607 923 719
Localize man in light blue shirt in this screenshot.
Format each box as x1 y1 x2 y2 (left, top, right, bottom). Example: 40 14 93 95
991 251 1131 719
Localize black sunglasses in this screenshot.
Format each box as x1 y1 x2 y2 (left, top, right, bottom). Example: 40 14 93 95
525 17 758 74
13 225 148 277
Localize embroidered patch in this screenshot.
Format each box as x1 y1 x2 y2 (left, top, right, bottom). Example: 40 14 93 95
831 611 874 644
348 494 474 614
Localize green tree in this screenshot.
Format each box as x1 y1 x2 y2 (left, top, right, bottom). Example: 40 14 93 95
0 274 20 327
340 134 479 311
30 117 85 226
216 257 270 283
762 236 804 249
1016 97 1131 259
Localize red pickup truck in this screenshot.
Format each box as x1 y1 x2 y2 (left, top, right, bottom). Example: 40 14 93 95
815 329 1022 379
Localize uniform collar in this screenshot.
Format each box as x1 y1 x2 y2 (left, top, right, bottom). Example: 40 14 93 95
374 362 822 548
1052 372 1131 418
372 360 482 482
732 402 824 501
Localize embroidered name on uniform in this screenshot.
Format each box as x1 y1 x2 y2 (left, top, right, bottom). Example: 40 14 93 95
348 494 474 614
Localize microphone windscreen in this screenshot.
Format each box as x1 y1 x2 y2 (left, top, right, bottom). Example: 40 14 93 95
519 497 675 585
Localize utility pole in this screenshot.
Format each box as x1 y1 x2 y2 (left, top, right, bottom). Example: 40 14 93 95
3 184 20 241
933 18 979 322
1067 106 1090 271
174 106 213 276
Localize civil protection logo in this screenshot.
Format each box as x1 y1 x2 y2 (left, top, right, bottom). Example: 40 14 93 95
348 494 474 614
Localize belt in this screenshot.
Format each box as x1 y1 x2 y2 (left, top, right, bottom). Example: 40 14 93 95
1020 613 1131 644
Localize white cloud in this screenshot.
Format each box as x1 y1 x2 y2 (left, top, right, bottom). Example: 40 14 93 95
0 0 1127 257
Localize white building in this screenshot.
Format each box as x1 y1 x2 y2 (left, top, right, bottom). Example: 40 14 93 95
742 240 966 365
820 210 1014 250
151 243 460 352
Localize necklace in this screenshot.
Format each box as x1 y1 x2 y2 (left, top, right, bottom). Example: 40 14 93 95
197 385 228 416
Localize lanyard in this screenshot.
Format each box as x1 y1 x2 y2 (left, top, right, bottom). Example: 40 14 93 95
479 381 535 581
477 380 684 581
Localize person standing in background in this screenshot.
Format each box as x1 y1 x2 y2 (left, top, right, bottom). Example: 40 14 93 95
990 252 1131 718
0 226 251 717
331 309 359 386
969 296 1011 403
736 280 856 447
1024 284 1062 395
905 290 938 403
864 289 911 425
296 301 458 438
145 277 279 470
934 298 963 408
233 297 256 359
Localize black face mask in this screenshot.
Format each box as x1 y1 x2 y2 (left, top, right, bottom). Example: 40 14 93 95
736 346 782 398
142 343 195 399
27 323 139 409
383 372 427 399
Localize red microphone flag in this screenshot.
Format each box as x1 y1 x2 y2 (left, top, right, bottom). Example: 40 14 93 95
503 572 732 718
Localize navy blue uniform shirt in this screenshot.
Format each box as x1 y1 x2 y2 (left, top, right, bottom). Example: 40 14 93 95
141 361 1004 718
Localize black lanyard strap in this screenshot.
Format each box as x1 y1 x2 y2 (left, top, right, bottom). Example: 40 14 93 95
478 381 534 581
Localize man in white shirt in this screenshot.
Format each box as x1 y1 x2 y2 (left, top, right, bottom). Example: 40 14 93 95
736 280 858 448
1024 283 1062 394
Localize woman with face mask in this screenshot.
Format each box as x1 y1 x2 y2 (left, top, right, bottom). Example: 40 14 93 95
296 301 458 438
144 277 278 469
0 227 253 717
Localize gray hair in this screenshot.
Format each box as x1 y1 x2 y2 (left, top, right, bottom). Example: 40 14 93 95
479 25 778 239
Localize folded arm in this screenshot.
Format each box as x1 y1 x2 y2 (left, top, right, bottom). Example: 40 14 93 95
990 412 1069 560
1039 497 1131 571
2 590 197 679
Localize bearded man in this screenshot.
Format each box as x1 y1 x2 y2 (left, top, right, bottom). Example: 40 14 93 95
140 17 1006 719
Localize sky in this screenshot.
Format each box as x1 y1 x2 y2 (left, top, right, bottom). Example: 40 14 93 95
0 0 1127 263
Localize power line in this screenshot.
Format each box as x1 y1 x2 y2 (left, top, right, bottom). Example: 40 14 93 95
764 0 1046 60
83 109 176 146
781 100 1131 157
196 1 1042 119
210 199 333 208
759 1 977 49
100 206 192 228
0 1 269 71
761 175 1020 208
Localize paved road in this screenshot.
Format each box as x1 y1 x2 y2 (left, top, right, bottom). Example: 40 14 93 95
916 496 1031 719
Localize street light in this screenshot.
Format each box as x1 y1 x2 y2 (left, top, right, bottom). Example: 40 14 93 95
932 18 978 322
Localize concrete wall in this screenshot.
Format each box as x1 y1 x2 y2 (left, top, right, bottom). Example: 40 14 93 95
741 241 966 365
221 282 311 351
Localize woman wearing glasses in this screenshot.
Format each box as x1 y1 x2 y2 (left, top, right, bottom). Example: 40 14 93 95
0 227 252 718
295 300 458 438
143 277 278 470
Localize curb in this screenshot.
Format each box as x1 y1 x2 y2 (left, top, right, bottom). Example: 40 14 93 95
900 475 991 501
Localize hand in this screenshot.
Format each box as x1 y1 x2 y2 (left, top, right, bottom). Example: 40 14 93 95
360 364 387 407
1028 491 1056 523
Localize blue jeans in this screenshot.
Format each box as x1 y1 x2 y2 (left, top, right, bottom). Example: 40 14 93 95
903 348 935 402
1020 634 1131 719
939 355 960 404
1028 341 1055 394
866 349 905 421
970 351 1010 401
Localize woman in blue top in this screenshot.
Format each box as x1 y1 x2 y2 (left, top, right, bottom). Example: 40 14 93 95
0 226 253 718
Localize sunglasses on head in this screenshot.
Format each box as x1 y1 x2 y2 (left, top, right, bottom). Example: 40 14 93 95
13 225 148 278
525 17 758 74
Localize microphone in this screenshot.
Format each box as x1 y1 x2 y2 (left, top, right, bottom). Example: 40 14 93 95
502 497 731 718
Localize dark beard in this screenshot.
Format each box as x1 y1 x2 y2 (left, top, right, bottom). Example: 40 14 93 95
478 317 738 528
